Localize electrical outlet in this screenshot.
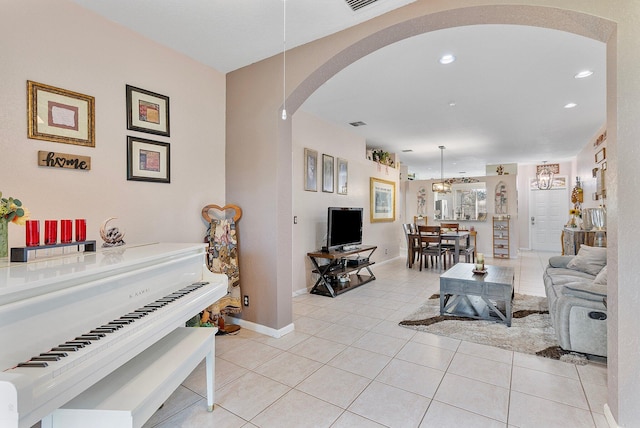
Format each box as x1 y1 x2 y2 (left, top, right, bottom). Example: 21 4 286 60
243 295 249 306
385 248 388 255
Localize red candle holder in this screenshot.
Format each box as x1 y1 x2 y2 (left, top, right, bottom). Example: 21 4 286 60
25 220 40 247
75 219 87 242
60 219 73 243
44 220 58 245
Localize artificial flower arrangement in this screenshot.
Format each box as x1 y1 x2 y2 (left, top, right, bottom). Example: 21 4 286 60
0 191 30 225
569 208 581 217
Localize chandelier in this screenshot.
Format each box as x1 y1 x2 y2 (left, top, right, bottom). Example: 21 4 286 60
432 146 452 193
536 161 555 190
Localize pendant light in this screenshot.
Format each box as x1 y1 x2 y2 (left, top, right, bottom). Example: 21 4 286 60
536 161 554 190
281 0 287 120
432 146 452 193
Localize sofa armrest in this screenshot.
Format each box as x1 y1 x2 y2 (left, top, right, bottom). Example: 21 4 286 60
548 256 574 268
561 282 607 302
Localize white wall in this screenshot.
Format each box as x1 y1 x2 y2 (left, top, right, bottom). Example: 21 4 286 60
576 126 608 210
292 110 400 295
0 0 226 249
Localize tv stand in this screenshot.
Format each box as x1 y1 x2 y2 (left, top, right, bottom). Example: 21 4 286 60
307 245 376 297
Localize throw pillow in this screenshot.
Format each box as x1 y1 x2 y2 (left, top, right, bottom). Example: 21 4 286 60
594 265 608 285
567 245 607 276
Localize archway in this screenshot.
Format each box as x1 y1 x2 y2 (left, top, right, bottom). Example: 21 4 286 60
228 2 622 422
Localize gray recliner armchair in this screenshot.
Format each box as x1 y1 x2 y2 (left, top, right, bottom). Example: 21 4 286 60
543 246 607 357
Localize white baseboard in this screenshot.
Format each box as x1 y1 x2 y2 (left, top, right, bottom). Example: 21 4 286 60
230 317 295 338
604 404 620 428
292 288 308 297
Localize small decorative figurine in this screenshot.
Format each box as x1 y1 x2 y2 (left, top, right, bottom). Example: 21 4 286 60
100 217 125 247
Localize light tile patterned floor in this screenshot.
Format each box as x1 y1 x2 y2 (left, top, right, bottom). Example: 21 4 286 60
144 251 608 428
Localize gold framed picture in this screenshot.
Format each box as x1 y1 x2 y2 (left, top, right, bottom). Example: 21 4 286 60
27 80 95 147
370 177 396 222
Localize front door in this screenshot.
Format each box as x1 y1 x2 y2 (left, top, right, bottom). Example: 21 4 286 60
530 184 568 252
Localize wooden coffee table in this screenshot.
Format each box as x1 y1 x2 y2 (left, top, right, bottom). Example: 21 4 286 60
439 263 515 326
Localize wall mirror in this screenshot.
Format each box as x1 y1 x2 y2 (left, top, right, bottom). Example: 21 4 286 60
434 182 487 221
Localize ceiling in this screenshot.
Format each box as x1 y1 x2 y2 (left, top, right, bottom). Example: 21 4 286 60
73 0 606 179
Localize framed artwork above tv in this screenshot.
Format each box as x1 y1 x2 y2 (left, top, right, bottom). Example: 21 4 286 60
370 177 396 222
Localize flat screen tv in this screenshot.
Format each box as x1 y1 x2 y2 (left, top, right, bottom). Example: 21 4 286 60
327 207 363 251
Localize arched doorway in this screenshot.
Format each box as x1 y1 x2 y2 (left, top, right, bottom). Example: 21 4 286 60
227 3 623 421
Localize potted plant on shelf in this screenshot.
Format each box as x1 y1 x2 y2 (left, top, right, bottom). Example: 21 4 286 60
371 149 394 167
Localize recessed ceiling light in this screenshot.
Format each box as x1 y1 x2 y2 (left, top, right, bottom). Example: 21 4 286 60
564 102 577 109
448 102 456 107
574 70 594 79
439 54 456 65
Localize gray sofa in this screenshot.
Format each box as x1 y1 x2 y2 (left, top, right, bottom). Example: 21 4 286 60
543 245 608 357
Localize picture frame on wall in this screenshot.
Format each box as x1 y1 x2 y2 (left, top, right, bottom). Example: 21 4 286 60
127 136 170 183
126 85 170 137
370 177 396 222
27 80 95 147
595 147 606 164
337 158 348 195
322 154 334 193
304 148 318 191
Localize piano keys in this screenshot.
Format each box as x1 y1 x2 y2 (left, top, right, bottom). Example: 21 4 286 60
0 243 227 428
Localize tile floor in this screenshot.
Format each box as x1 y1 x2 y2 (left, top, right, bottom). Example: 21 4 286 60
144 251 608 428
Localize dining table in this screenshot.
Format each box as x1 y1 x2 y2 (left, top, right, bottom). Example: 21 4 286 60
440 230 470 264
407 230 470 266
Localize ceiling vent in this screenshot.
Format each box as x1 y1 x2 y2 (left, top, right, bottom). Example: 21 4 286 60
345 0 380 11
349 121 367 127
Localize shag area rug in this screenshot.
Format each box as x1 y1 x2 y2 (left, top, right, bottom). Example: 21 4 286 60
400 293 588 364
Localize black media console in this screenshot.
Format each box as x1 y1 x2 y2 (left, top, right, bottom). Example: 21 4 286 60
307 245 377 297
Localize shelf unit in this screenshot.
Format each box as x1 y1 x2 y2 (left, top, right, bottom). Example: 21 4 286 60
307 245 376 297
492 217 510 259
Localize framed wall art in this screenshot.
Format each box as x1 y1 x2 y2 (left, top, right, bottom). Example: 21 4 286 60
322 154 334 193
27 80 95 147
337 158 348 195
126 85 170 136
595 147 606 164
127 136 170 183
370 177 396 222
304 148 318 191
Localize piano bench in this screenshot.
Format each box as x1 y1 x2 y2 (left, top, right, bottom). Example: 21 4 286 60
46 327 216 428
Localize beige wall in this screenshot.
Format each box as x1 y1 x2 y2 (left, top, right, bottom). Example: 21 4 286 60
0 0 226 248
226 1 638 425
292 110 400 296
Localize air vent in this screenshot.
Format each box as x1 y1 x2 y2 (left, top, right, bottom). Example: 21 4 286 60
345 0 380 11
402 149 413 153
349 121 367 127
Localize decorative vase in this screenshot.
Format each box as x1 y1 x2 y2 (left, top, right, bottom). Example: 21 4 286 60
567 214 581 228
0 218 8 258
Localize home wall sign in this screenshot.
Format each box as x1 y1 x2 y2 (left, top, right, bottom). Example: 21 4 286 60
38 151 91 170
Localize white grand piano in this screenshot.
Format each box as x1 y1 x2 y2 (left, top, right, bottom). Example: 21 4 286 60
0 243 227 428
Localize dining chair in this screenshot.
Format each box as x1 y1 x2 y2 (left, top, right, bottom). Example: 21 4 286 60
418 225 447 271
414 216 427 228
439 222 459 252
402 223 421 268
458 229 477 263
